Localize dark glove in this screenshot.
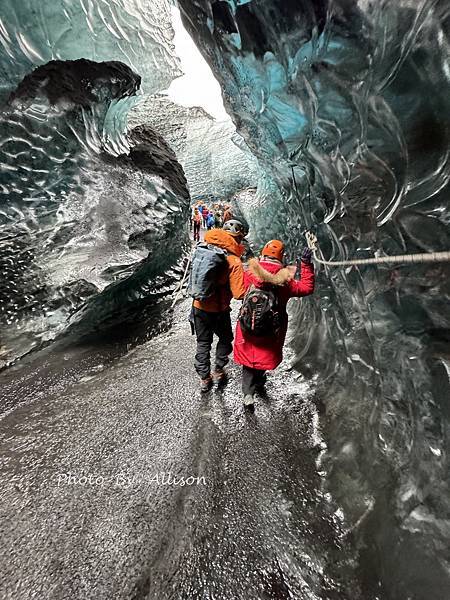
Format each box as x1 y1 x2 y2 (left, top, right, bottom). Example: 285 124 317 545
301 247 313 264
189 306 196 335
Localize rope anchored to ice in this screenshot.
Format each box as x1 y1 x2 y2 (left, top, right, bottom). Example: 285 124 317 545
305 231 450 266
171 232 450 311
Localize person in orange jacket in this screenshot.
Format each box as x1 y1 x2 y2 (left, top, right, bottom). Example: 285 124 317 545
192 207 202 241
234 240 315 407
192 220 247 392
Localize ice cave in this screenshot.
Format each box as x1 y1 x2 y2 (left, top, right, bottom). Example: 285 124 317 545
0 1 449 599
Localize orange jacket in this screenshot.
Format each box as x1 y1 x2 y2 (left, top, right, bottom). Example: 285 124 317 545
193 229 246 312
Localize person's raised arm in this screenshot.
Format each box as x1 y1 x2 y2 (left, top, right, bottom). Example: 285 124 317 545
288 248 315 297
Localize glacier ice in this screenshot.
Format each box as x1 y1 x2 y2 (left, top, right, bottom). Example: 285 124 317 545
0 58 189 360
0 0 449 597
177 0 450 596
129 93 260 202
0 0 192 363
0 0 181 101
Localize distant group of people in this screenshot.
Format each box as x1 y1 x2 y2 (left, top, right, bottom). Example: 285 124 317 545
188 218 315 409
191 201 233 242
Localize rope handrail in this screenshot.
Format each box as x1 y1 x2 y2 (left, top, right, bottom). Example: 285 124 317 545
171 250 193 308
305 231 450 267
171 231 450 309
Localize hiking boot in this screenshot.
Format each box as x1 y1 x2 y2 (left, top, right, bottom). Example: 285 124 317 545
212 368 228 385
243 394 255 409
200 376 213 393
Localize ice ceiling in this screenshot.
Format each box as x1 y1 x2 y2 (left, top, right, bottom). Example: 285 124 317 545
0 0 449 597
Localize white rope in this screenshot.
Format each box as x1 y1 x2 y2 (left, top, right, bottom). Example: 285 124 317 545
171 251 193 308
305 231 450 267
171 231 450 309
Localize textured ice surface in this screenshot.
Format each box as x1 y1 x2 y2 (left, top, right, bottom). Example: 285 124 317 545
0 58 189 361
129 93 260 202
0 0 449 596
129 94 288 243
177 0 450 596
0 0 191 363
0 0 181 101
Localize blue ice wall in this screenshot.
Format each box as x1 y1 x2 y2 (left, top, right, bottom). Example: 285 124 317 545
0 56 189 362
0 0 181 101
0 3 192 363
177 0 450 596
0 0 449 594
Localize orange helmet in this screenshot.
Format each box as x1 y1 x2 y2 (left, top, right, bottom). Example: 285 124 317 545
261 240 285 261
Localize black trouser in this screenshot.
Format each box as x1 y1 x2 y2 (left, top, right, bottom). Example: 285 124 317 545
242 366 266 396
193 221 200 241
193 307 233 379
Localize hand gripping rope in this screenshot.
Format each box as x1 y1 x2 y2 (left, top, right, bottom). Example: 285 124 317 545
305 231 450 267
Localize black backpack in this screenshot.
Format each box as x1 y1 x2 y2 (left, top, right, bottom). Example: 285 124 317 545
188 242 227 300
238 284 280 336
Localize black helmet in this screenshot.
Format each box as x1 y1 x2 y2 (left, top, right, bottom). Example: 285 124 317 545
222 219 246 236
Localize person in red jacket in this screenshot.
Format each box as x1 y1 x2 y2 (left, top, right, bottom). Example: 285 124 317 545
234 240 315 408
201 206 209 228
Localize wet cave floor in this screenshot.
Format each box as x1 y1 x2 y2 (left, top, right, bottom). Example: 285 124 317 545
0 299 372 600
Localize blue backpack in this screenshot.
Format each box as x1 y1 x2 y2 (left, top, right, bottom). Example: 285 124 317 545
188 243 227 300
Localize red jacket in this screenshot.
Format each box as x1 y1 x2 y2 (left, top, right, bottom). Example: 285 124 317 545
233 259 315 371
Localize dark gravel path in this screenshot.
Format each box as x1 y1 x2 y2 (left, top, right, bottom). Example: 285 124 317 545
0 300 363 599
